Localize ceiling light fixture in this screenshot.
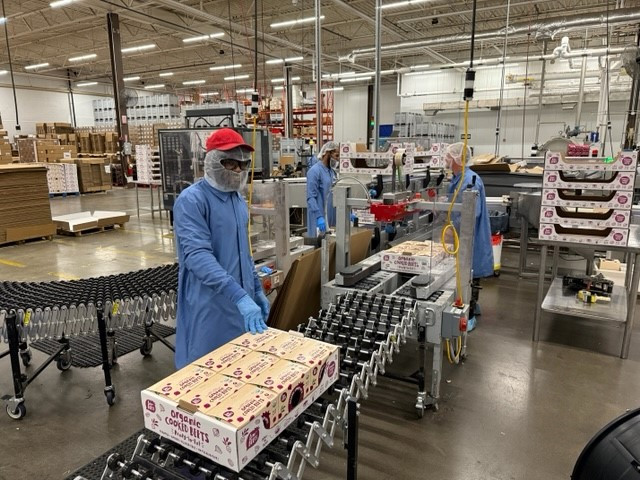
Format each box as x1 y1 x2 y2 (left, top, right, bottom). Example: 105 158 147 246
266 59 284 65
159 72 174 77
25 62 50 70
50 0 76 7
0 70 7 75
274 86 285 91
76 81 98 87
183 80 206 85
144 84 165 89
183 32 225 43
236 88 257 94
68 53 97 62
270 16 324 29
121 44 156 54
285 56 304 62
123 76 141 82
380 0 430 10
224 74 250 81
321 86 344 92
0 17 6 24
201 92 220 96
340 76 372 83
210 64 242 71
271 76 301 83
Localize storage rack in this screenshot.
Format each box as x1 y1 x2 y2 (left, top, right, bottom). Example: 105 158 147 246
534 150 640 359
93 94 182 126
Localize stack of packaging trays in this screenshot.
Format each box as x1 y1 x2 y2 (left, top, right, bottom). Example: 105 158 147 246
539 150 638 247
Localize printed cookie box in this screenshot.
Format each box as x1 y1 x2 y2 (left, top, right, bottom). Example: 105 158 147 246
192 343 252 372
147 365 217 400
230 328 286 351
220 351 280 382
178 375 245 414
247 360 312 424
283 339 340 394
141 351 339 472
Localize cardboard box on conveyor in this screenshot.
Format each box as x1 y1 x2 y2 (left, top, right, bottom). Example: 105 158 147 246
381 240 449 275
141 328 339 472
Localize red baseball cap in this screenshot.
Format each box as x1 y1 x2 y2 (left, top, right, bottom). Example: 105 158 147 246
205 128 254 152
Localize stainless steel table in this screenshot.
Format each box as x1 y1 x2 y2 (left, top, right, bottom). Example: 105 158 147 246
534 225 640 358
133 181 164 219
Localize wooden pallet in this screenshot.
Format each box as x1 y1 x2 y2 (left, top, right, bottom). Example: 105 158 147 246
80 186 111 194
0 234 54 247
56 222 126 237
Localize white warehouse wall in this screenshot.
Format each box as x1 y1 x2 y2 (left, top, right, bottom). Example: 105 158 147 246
399 57 632 157
333 83 400 143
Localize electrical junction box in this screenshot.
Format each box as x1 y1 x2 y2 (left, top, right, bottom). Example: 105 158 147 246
442 303 470 339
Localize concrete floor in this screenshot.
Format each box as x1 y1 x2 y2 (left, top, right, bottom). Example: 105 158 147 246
1 188 639 480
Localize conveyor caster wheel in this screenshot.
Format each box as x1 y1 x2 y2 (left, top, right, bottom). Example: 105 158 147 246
140 336 153 357
105 387 116 406
20 349 32 368
56 351 72 371
6 402 26 420
417 406 425 419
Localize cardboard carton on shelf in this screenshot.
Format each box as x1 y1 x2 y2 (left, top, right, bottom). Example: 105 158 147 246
538 223 629 247
542 170 635 191
541 189 633 210
539 206 631 229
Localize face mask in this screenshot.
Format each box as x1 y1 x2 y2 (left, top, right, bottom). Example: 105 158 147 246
207 168 248 192
330 158 338 169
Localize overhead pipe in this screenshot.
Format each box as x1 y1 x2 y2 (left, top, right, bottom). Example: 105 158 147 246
342 7 640 62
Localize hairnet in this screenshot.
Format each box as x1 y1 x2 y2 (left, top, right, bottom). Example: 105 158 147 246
319 141 339 157
204 148 249 192
445 142 472 166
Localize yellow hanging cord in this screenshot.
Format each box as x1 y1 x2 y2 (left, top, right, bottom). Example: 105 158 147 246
441 100 470 364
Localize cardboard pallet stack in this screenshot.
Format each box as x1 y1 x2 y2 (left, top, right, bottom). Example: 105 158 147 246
17 138 59 163
0 164 56 245
0 138 12 165
36 144 77 163
73 157 112 193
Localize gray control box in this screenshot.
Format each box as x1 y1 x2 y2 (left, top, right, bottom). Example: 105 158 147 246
442 303 470 339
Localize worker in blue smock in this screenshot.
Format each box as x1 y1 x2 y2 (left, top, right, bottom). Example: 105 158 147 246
173 128 270 369
306 141 339 237
445 142 493 331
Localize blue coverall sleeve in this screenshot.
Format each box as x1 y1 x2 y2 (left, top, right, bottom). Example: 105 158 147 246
306 167 324 220
174 193 247 304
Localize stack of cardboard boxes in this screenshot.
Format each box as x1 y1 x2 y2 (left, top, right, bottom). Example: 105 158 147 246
35 144 77 163
141 329 339 472
73 158 112 193
0 164 56 244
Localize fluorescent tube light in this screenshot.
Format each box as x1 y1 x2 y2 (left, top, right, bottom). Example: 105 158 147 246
144 84 165 89
271 76 300 83
68 53 97 62
236 88 257 94
271 16 324 29
183 32 224 43
25 62 49 70
123 76 141 82
183 80 206 85
201 92 220 96
321 86 344 92
210 64 242 71
50 0 76 7
340 76 372 83
159 72 174 77
76 81 98 87
121 44 156 54
224 74 250 81
380 0 430 10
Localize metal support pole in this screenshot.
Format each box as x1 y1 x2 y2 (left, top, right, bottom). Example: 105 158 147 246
533 245 548 341
623 27 640 149
67 69 77 128
373 0 382 152
457 189 478 304
315 0 323 149
575 56 588 129
334 186 352 273
5 312 25 402
274 181 291 274
346 397 359 480
534 40 548 147
107 12 130 186
622 253 640 358
596 58 611 150
253 0 258 91
96 305 115 403
285 64 294 138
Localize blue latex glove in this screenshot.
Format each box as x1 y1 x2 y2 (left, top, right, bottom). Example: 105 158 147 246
255 291 271 324
317 216 327 233
385 224 396 235
260 266 273 275
236 295 265 335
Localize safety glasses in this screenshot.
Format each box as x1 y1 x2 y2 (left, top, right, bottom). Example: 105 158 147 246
221 159 250 171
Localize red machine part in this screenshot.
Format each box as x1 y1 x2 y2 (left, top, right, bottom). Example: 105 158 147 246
369 194 424 223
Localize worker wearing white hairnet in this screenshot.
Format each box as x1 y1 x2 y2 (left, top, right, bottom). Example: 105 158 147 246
307 141 339 236
445 142 493 329
172 128 270 369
